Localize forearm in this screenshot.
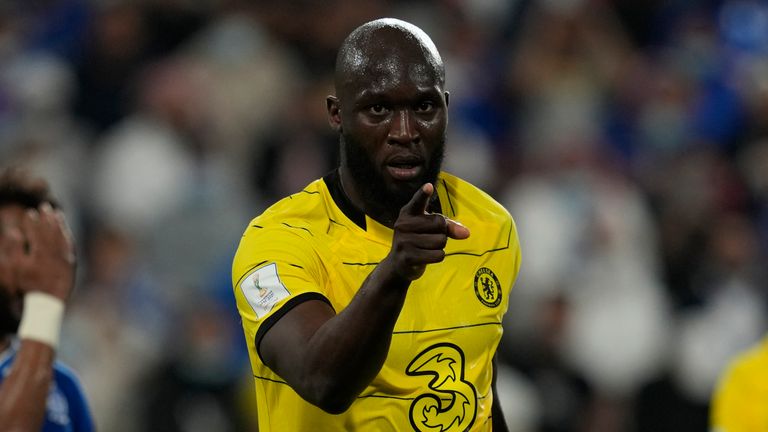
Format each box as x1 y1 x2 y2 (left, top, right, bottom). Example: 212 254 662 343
0 340 55 432
292 259 410 412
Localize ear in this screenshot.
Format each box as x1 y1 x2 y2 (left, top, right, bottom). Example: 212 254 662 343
327 96 342 132
444 91 450 107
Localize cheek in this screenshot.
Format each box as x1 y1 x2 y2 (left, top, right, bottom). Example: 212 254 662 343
0 287 21 322
351 116 389 138
10 297 22 320
0 269 14 296
420 114 446 131
348 125 388 157
418 121 445 147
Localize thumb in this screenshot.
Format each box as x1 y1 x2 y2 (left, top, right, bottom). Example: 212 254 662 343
446 218 470 240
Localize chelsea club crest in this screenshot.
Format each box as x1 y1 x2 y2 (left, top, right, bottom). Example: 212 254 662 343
473 267 501 308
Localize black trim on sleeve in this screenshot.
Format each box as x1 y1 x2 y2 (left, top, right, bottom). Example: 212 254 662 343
254 292 334 363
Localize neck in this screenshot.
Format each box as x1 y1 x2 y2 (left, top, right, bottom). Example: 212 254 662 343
338 166 399 228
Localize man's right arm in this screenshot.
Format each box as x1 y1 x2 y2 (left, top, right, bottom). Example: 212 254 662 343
0 204 76 431
257 183 469 413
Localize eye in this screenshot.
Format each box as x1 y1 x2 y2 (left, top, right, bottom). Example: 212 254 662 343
369 104 389 115
415 101 435 112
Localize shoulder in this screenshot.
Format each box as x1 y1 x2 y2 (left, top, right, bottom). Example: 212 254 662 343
52 361 95 430
234 178 331 277
0 346 85 390
439 172 512 226
712 336 768 428
52 361 88 395
724 338 768 381
715 337 768 398
0 348 13 374
246 178 331 236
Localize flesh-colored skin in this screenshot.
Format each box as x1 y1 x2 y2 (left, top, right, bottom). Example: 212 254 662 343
0 203 76 431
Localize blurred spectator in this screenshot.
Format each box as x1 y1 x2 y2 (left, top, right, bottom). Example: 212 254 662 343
136 300 251 432
710 335 768 431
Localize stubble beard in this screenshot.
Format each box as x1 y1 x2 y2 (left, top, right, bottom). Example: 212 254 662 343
341 132 445 224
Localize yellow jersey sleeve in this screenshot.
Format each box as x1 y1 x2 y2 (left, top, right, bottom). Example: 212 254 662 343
232 226 331 361
711 338 768 432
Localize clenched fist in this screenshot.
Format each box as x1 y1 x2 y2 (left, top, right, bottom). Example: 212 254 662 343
385 183 469 281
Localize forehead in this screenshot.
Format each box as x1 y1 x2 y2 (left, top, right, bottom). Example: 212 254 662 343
337 23 444 100
347 56 441 99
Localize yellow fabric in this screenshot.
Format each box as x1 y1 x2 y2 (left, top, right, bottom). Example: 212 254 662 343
232 172 521 432
711 337 768 432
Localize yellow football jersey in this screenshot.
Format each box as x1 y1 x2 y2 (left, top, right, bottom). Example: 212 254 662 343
711 337 768 432
232 171 521 431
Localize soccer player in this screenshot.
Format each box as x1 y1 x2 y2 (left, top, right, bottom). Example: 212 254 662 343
710 336 768 431
232 18 521 431
0 169 94 431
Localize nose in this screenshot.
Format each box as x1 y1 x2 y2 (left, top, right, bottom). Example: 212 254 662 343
387 109 419 146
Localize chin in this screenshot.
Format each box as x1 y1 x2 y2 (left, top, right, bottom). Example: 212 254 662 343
384 178 428 208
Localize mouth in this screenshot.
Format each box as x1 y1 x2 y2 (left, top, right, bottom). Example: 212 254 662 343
385 155 424 181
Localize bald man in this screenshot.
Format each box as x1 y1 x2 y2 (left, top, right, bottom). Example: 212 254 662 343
232 18 521 431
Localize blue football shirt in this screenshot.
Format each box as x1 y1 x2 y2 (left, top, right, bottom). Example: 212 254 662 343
0 340 94 432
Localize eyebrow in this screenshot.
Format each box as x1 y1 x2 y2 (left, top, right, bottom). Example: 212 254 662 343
356 85 442 101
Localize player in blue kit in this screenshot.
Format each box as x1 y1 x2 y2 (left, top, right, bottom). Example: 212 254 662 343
0 169 94 432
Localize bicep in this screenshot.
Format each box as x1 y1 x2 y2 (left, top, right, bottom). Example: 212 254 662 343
259 299 336 382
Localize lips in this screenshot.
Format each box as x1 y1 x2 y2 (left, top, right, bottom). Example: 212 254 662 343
385 154 424 181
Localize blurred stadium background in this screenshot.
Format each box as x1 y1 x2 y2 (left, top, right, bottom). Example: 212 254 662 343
1 0 767 431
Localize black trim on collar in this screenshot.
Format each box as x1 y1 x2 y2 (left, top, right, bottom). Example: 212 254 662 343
322 169 443 231
324 170 367 229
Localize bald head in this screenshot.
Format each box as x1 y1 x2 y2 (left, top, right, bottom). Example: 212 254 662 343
334 18 445 95
326 19 449 227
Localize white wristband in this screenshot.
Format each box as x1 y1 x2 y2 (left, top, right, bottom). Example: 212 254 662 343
17 292 65 349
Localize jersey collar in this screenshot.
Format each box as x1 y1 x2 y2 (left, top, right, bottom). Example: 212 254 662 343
322 169 442 232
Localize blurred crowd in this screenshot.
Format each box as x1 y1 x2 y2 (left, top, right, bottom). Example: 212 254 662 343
1 0 767 431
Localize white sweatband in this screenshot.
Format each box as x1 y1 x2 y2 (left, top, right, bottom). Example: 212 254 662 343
17 292 65 349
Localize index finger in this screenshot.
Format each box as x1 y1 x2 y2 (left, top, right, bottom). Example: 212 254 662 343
54 210 76 261
401 183 434 216
19 208 40 256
